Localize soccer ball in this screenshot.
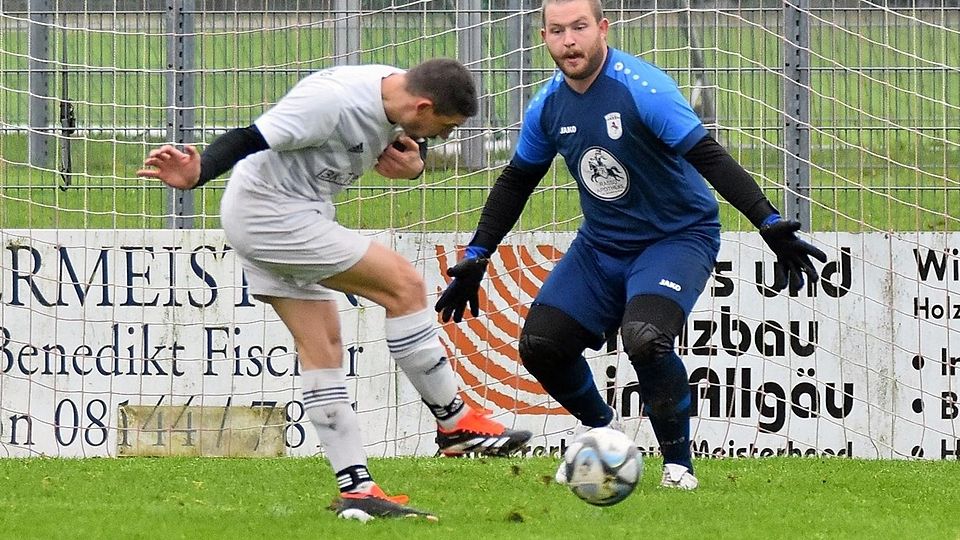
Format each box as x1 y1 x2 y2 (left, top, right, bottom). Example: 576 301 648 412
562 427 642 506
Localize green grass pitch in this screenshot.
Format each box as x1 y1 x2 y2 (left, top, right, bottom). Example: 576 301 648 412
0 456 957 539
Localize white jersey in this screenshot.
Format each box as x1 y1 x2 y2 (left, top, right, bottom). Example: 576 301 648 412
232 64 404 202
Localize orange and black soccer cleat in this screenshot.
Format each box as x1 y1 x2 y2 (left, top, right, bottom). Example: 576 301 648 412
435 407 532 457
331 484 437 522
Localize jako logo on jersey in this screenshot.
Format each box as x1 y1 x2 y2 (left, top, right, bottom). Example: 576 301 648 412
578 147 629 200
347 142 364 153
560 125 577 135
604 112 622 140
659 278 682 291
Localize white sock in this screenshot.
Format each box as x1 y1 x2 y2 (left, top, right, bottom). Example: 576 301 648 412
385 308 467 429
301 368 367 477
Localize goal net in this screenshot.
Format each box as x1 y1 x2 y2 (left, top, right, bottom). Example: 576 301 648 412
0 0 957 459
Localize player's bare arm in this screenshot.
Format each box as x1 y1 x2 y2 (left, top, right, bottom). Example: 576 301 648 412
136 144 201 189
137 125 269 190
374 135 425 179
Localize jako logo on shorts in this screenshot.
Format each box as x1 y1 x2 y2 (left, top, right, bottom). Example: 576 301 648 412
658 278 682 291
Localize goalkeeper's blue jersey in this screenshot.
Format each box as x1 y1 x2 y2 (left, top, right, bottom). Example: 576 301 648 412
514 47 720 252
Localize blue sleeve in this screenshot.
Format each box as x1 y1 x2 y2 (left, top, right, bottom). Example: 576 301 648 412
513 88 556 169
631 67 708 155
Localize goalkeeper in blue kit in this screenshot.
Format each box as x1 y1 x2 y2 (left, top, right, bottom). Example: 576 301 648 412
436 0 827 490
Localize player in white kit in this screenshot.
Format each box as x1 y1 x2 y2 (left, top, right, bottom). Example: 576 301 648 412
138 58 531 521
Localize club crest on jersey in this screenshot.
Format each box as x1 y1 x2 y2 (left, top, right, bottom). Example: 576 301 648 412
578 147 629 200
604 112 623 140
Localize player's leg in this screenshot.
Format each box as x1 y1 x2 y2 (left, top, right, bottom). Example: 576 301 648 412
222 182 528 458
620 294 699 489
266 294 435 520
220 187 434 518
621 229 719 490
520 304 613 427
518 237 623 429
265 296 373 492
322 242 531 456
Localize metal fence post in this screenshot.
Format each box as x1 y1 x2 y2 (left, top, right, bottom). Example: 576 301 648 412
783 0 811 228
334 0 361 65
505 1 533 150
458 0 485 171
165 0 196 229
28 0 53 169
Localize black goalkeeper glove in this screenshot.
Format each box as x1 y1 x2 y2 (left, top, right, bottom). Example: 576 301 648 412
435 246 490 323
759 215 828 293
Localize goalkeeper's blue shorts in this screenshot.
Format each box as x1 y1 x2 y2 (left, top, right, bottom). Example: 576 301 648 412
533 227 720 349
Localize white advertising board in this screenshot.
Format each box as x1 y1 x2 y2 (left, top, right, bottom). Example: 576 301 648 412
0 230 957 459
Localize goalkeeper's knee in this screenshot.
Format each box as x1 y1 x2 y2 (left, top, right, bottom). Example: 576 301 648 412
518 304 593 381
518 305 612 427
620 295 685 367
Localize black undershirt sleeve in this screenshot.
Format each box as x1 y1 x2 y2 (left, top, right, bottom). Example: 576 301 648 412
469 160 551 251
683 134 778 228
196 124 270 188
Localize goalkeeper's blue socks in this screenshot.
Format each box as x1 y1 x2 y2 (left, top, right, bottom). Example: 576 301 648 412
632 351 694 472
536 355 614 428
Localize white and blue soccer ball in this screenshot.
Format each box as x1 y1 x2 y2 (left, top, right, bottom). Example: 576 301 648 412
562 427 643 506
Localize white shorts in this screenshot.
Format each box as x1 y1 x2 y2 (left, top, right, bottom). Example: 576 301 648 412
220 175 371 301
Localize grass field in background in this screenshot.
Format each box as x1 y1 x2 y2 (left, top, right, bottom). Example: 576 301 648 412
1 131 957 232
2 21 958 126
0 456 957 539
2 17 958 232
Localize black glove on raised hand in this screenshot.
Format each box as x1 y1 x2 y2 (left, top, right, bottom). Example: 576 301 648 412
759 215 828 293
435 246 490 323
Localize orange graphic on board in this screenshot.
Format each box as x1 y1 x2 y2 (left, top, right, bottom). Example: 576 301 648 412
435 244 568 415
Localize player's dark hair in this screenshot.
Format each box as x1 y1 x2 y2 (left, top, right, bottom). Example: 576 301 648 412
406 58 478 118
541 0 604 26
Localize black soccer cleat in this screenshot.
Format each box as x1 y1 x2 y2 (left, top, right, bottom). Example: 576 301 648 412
436 407 532 457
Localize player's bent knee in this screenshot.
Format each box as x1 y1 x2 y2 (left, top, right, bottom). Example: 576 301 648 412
379 264 427 313
621 320 675 366
395 272 427 304
621 295 685 366
518 333 571 377
518 304 594 377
